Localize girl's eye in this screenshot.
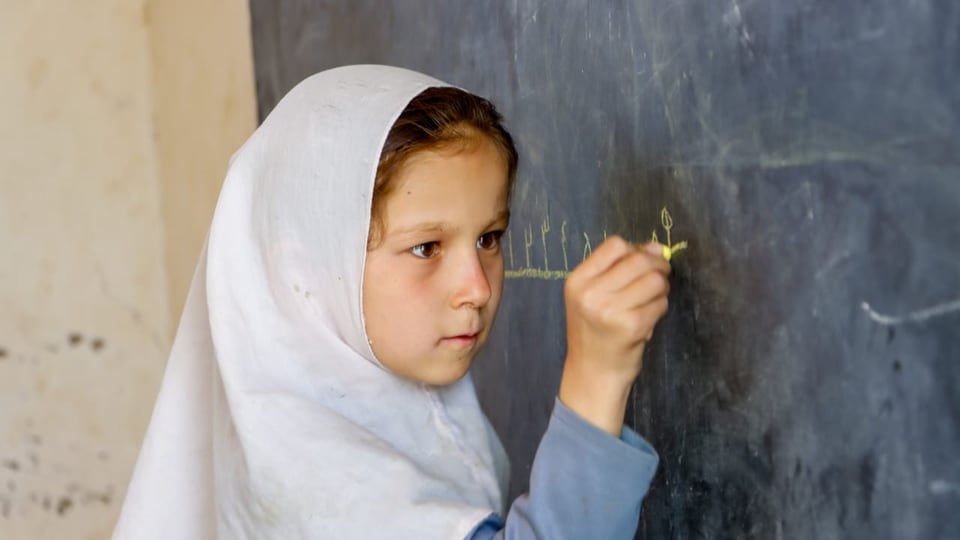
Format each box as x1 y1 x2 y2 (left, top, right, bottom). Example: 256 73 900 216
410 242 441 259
477 231 504 251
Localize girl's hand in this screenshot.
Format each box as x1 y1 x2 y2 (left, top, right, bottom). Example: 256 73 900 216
558 236 671 436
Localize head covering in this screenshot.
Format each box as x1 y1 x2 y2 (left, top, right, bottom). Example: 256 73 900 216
114 65 509 539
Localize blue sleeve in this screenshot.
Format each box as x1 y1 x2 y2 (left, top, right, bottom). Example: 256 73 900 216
467 398 658 540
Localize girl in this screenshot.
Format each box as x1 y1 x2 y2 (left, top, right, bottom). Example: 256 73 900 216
114 65 670 539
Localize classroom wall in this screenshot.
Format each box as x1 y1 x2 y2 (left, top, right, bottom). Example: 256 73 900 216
0 0 256 538
149 0 259 320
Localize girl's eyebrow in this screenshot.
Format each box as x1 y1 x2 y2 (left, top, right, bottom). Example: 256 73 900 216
390 210 510 237
486 209 511 229
391 222 449 236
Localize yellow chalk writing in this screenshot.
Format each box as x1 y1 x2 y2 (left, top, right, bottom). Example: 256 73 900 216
654 207 688 261
505 268 571 279
561 220 570 271
541 216 551 272
523 225 534 269
504 206 689 280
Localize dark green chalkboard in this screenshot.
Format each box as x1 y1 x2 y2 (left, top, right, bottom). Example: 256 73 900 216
249 2 960 537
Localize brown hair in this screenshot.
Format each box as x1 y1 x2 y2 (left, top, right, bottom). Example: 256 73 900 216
368 87 518 248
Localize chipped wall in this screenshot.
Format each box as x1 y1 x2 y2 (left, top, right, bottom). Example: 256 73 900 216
0 0 256 538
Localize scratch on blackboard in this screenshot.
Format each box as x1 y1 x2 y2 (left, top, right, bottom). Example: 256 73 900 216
861 298 960 326
521 2 542 33
813 249 852 280
723 0 755 59
930 480 960 496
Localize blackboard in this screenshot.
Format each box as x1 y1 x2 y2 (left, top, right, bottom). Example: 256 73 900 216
248 2 960 537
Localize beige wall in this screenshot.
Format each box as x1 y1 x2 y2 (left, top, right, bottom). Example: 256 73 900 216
0 0 256 538
149 0 259 321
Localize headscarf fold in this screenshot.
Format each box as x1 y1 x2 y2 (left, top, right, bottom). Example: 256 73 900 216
114 65 509 540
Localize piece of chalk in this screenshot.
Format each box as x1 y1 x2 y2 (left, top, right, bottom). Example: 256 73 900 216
662 245 672 261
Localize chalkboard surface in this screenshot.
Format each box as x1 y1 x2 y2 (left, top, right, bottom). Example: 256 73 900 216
249 2 960 537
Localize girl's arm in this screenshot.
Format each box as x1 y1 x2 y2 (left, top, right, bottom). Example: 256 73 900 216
469 238 670 539
468 398 658 539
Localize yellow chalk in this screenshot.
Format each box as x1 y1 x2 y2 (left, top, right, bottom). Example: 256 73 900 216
664 240 688 261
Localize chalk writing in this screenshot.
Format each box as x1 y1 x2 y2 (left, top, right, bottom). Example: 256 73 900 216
560 221 570 271
656 207 688 261
541 216 551 271
504 206 689 280
523 225 534 269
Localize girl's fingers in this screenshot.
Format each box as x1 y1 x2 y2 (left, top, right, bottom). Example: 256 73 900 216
569 236 636 283
603 273 669 334
611 270 671 310
641 243 673 275
598 249 671 294
627 296 670 343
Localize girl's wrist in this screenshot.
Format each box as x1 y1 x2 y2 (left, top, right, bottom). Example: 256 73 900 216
558 357 635 437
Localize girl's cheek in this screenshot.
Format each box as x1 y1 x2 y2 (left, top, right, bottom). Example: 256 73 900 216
390 251 430 283
398 264 441 303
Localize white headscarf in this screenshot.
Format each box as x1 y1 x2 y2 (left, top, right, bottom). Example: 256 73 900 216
114 65 510 539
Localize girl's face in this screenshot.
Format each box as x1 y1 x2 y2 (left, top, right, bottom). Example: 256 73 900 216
362 136 510 386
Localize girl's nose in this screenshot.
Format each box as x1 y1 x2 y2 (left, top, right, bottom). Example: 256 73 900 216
450 250 492 309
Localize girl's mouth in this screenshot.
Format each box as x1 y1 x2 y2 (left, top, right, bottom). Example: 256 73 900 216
441 333 479 348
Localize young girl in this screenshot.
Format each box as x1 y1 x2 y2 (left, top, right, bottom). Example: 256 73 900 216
114 65 671 539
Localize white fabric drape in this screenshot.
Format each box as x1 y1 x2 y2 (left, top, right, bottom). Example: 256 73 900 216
114 65 509 540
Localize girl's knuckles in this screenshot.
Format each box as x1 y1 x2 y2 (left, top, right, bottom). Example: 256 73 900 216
578 288 606 313
657 297 670 317
595 305 621 327
622 317 644 337
606 235 630 252
631 252 655 272
650 272 669 293
564 272 584 292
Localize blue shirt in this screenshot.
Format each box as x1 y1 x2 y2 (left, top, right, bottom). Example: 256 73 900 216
468 399 658 539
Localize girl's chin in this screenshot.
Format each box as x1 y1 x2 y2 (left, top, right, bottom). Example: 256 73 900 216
380 345 483 386
419 355 477 387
